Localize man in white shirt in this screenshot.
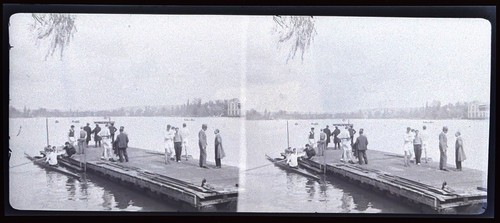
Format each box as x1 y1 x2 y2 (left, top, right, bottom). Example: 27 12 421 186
286 148 299 168
164 124 175 164
180 123 190 160
339 126 354 164
99 123 112 160
421 125 429 163
45 147 65 166
403 127 414 167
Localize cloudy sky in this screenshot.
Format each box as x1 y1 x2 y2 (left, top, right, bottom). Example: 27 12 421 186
9 14 491 113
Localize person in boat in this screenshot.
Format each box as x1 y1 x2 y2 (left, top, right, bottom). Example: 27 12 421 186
77 126 87 154
115 126 129 163
303 144 316 160
339 126 355 164
282 147 293 159
333 126 341 150
92 124 102 147
68 125 76 146
62 142 77 158
308 128 316 150
286 148 299 168
99 123 113 161
45 147 65 166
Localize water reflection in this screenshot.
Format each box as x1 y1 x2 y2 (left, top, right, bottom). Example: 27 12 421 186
102 190 113 211
305 179 315 201
66 178 76 201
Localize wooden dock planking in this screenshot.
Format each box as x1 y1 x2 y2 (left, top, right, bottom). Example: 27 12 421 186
67 145 239 211
300 149 487 213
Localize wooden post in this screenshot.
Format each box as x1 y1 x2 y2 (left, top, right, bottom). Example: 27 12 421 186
46 117 49 146
286 120 289 149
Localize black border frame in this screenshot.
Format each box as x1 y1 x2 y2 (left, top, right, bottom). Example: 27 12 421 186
3 3 496 222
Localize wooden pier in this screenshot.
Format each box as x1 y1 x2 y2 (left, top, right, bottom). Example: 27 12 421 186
299 149 487 214
59 146 239 211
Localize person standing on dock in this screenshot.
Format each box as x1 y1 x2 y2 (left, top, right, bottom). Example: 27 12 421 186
92 124 102 148
164 125 174 164
439 126 449 171
68 125 76 146
403 127 413 167
308 127 316 150
348 125 357 146
214 129 226 168
99 123 112 161
333 126 341 150
77 126 87 154
199 124 208 168
455 131 466 171
339 126 354 164
109 123 118 144
421 125 429 163
354 128 368 165
115 126 129 162
324 125 332 149
413 130 423 165
173 127 183 162
84 123 92 146
180 123 190 160
317 129 326 156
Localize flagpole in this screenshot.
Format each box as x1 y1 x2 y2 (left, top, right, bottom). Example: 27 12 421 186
46 117 49 146
286 120 290 149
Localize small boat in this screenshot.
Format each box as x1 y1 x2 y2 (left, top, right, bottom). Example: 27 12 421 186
265 154 320 181
423 120 434 124
311 122 319 125
72 120 80 123
55 120 59 123
24 152 81 179
184 118 195 121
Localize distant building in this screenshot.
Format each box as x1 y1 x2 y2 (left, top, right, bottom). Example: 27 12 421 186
227 98 241 117
468 102 489 119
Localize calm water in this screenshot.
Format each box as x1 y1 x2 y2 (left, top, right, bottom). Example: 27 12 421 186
9 117 489 212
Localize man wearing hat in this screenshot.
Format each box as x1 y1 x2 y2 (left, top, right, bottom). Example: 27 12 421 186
354 128 368 165
83 123 92 146
439 126 449 171
68 125 76 147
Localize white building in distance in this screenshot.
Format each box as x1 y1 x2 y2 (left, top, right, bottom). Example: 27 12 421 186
468 102 489 119
227 98 241 117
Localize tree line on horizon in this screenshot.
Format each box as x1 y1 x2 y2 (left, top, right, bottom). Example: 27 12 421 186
9 98 238 118
246 101 485 120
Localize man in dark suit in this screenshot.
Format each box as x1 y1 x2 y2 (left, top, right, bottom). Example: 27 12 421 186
354 129 368 165
323 125 332 149
92 124 102 147
83 123 92 146
115 126 129 162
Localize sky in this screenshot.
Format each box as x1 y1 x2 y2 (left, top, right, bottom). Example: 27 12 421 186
9 14 492 113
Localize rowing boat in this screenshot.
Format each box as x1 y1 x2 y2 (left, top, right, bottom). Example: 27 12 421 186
265 154 320 181
24 153 81 179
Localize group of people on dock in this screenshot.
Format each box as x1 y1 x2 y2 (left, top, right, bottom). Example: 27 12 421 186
165 123 226 169
284 123 467 172
63 123 130 164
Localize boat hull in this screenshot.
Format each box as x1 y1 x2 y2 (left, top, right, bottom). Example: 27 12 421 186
265 155 320 181
24 153 81 179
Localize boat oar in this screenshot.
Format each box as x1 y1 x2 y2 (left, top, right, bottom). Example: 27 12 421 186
243 159 287 172
10 157 45 169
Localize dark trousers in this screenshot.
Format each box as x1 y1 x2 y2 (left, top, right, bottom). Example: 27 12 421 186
456 161 462 170
118 147 128 162
95 140 101 147
439 148 447 170
334 138 340 149
325 141 330 149
199 143 207 167
215 158 221 167
357 150 368 164
413 144 422 164
174 142 182 161
111 134 115 143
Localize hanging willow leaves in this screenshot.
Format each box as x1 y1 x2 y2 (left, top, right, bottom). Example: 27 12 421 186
30 13 77 60
273 16 317 63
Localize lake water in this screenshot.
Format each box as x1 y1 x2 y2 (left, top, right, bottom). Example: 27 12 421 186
8 117 489 213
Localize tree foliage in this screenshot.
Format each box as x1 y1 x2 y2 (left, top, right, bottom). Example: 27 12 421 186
30 13 77 60
273 16 317 63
